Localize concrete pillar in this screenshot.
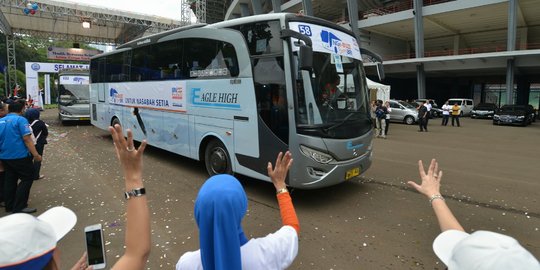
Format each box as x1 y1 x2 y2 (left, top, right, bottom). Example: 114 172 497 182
507 0 517 51
271 0 281 13
252 0 263 15
302 0 313 16
506 0 517 104
417 64 426 98
453 35 460 55
516 76 530 105
240 3 250 17
346 0 360 40
413 0 425 98
506 59 515 105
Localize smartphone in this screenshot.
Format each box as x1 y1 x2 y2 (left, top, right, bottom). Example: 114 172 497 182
85 224 106 269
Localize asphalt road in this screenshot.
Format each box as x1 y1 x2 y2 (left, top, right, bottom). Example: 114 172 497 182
3 110 539 269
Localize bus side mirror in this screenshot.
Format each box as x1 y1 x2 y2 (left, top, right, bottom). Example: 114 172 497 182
299 45 313 71
376 62 385 81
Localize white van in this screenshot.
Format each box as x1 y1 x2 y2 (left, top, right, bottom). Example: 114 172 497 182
447 98 474 116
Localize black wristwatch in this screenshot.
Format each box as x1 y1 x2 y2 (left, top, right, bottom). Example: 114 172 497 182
124 188 146 200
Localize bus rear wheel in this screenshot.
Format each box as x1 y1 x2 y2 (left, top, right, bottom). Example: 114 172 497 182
204 139 232 176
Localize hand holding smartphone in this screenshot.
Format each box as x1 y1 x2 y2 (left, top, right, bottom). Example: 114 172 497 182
85 224 107 269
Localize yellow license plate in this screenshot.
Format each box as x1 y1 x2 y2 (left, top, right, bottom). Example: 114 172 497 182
345 167 360 180
79 117 90 120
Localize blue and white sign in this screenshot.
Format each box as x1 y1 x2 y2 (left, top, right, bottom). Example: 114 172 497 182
288 22 362 60
108 81 187 112
60 75 89 85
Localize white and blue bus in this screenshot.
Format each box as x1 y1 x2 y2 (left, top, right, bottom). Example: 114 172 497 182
58 69 91 124
90 13 375 189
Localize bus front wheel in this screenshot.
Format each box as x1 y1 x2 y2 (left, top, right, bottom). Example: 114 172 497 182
111 117 121 127
204 139 232 176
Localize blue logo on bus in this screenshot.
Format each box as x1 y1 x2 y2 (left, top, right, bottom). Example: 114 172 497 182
109 88 124 103
31 63 40 71
191 88 240 110
321 30 353 56
346 141 363 150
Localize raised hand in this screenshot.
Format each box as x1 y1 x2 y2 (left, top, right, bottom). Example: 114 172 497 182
267 151 293 190
109 124 147 184
407 159 443 198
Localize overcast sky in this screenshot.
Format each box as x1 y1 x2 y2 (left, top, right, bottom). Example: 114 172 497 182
58 0 183 20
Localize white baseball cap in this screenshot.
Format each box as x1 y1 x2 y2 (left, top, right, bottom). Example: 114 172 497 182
433 230 540 270
0 207 77 269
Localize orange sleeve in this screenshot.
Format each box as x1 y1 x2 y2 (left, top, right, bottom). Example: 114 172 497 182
277 192 300 234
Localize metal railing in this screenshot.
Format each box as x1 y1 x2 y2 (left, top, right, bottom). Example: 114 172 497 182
383 43 540 61
361 0 456 18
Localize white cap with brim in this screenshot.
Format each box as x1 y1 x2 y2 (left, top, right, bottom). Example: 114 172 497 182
433 230 540 270
0 207 77 269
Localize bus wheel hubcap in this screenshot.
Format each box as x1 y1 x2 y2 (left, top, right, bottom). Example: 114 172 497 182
210 148 227 173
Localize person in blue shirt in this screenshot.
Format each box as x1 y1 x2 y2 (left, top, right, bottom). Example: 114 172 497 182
0 102 7 208
0 100 42 213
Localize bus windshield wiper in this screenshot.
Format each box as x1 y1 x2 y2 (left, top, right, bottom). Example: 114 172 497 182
323 112 356 132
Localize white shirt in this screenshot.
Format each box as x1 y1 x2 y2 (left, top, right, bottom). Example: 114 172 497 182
425 103 432 111
176 226 298 270
385 107 392 119
442 104 451 115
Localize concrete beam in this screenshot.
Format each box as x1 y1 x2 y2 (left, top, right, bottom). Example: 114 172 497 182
302 0 313 16
271 0 281 13
516 0 527 26
424 16 458 35
359 0 507 28
240 3 250 17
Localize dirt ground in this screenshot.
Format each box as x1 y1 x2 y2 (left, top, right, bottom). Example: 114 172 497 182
3 109 538 269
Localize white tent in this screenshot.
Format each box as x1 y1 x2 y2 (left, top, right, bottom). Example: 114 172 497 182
367 78 391 102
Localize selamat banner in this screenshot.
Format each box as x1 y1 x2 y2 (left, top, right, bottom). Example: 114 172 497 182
288 22 362 60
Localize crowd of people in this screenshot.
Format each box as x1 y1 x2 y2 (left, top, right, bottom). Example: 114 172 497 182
0 97 48 214
371 98 464 136
0 101 538 269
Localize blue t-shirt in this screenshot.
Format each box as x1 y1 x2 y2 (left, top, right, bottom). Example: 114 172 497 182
0 113 32 159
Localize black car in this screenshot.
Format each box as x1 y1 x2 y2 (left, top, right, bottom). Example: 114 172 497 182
493 105 529 126
471 103 497 119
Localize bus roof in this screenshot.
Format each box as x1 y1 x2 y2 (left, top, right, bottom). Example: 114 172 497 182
116 23 207 50
97 13 356 58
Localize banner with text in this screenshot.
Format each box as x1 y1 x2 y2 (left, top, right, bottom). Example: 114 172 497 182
47 47 101 61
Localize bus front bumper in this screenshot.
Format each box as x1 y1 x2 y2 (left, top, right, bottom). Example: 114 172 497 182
59 113 91 121
291 150 373 189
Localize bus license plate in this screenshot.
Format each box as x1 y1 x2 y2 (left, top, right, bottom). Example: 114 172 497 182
346 167 360 180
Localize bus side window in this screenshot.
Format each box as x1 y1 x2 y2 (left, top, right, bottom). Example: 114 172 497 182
183 38 238 78
131 47 148 81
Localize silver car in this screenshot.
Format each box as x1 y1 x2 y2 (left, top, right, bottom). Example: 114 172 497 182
387 100 418 125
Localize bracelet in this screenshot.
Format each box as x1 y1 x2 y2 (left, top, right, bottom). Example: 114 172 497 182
429 194 445 205
124 187 146 200
276 187 289 194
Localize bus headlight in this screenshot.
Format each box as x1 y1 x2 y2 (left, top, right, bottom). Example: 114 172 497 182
60 110 72 115
299 145 334 164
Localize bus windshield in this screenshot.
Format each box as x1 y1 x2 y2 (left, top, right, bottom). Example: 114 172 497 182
58 76 90 106
290 23 370 139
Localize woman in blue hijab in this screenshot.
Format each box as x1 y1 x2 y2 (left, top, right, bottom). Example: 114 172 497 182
24 108 48 180
177 151 300 270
